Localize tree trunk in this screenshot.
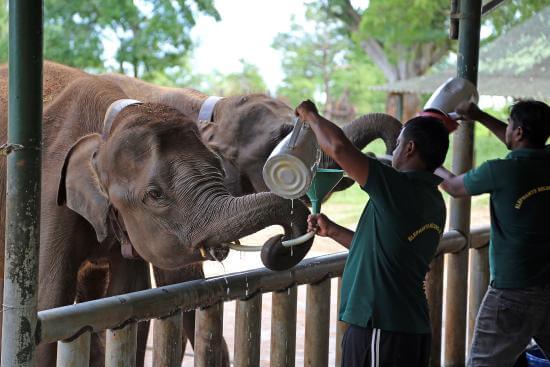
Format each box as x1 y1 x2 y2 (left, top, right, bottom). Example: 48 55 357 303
385 93 420 122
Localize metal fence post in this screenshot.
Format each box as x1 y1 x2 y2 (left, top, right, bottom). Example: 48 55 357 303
426 255 445 367
106 323 138 367
234 294 262 367
56 332 91 367
467 246 489 353
1 0 43 366
335 277 348 367
304 278 331 367
444 1 481 366
153 310 183 367
195 303 224 367
270 286 297 367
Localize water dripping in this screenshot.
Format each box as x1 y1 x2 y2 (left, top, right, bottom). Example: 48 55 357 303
290 199 294 256
210 248 230 294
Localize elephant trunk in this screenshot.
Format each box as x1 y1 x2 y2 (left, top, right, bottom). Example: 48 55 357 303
320 113 402 168
197 193 312 271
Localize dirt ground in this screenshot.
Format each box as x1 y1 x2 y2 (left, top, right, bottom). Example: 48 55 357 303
143 205 491 366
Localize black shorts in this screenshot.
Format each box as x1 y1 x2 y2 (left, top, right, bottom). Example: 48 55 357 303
341 324 431 367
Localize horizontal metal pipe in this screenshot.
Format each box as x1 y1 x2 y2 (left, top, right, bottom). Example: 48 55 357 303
470 226 490 249
434 229 467 256
37 228 489 345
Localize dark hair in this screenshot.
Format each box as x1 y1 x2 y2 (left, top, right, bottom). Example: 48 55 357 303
509 100 550 147
402 116 450 171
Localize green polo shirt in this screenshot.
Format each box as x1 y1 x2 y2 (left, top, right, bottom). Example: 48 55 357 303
463 146 550 289
339 158 446 333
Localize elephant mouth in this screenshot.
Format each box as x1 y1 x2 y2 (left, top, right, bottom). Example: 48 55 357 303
199 244 230 262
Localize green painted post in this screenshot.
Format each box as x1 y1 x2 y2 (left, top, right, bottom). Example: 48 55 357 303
444 0 481 366
1 0 43 366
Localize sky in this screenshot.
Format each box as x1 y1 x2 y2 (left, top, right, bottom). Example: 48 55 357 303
189 0 305 93
189 0 370 93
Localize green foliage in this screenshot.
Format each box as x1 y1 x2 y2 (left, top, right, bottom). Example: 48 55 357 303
273 4 386 116
273 7 350 106
355 0 450 64
209 61 268 95
192 60 268 96
43 0 220 76
147 59 268 96
0 0 6 64
481 0 549 44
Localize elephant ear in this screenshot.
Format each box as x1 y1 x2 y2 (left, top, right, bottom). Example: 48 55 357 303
57 133 110 243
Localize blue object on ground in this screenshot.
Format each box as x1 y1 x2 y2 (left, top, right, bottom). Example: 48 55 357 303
527 346 550 367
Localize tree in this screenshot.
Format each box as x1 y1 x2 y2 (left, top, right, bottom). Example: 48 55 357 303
273 4 385 122
200 60 268 96
0 0 7 64
322 0 547 119
44 0 220 77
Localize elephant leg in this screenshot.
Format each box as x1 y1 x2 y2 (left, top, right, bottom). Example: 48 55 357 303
74 259 111 367
89 253 151 367
153 264 230 366
36 244 82 367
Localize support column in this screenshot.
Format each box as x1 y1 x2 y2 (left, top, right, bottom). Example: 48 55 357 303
304 278 331 367
154 310 184 367
443 1 481 366
195 303 224 367
270 286 297 367
1 0 43 366
467 246 489 353
106 323 138 367
426 255 444 367
57 332 91 367
234 294 262 367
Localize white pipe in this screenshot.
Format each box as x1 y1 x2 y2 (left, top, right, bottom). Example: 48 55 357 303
226 243 263 252
281 231 315 247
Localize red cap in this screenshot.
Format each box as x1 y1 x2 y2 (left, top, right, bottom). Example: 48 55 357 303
415 110 459 133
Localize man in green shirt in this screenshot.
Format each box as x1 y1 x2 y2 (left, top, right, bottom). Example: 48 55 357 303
295 100 450 367
437 100 550 366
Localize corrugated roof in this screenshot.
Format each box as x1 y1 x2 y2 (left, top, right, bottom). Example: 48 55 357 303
372 7 550 99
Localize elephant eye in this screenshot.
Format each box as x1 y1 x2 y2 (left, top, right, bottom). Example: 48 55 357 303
145 188 163 201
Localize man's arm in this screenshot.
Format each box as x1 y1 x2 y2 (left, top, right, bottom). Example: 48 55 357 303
455 101 507 144
295 100 371 187
435 166 470 198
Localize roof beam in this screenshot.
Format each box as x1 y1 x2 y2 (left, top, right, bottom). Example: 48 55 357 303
481 0 507 16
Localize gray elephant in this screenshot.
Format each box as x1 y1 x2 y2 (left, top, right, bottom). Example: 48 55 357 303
99 71 403 196
0 64 313 366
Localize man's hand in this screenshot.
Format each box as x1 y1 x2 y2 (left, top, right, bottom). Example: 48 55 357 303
307 213 334 237
295 100 319 123
435 166 469 198
455 101 507 144
455 101 483 121
308 213 355 248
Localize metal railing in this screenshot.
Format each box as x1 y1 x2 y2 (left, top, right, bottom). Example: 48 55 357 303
37 226 490 366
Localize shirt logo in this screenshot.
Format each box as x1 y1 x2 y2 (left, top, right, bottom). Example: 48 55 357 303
407 223 442 242
514 185 550 209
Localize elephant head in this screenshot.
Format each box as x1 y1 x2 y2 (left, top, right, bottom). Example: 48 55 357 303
206 99 402 195
56 93 312 271
95 70 402 197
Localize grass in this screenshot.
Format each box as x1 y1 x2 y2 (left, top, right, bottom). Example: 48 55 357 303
321 125 508 229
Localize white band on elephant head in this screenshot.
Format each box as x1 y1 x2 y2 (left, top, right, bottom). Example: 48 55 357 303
102 99 143 139
198 96 222 124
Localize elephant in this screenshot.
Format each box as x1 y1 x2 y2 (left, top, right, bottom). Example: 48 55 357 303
98 71 403 196
0 63 314 366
